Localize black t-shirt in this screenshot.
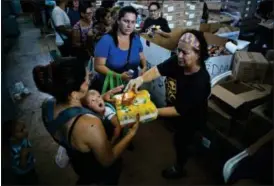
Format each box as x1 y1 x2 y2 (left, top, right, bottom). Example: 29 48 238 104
141 17 171 33
157 55 211 125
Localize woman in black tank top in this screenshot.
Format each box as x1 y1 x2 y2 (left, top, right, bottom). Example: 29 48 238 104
33 57 140 185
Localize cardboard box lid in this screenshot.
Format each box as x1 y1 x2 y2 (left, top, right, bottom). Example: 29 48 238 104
141 28 185 51
235 52 268 65
200 23 239 33
212 81 272 109
141 29 228 51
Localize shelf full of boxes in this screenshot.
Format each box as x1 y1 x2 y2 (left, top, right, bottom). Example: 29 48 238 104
222 0 260 20
162 1 204 30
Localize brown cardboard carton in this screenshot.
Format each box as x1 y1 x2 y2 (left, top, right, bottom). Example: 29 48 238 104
236 104 273 146
200 23 240 40
184 2 204 11
232 52 269 83
208 100 233 135
162 2 184 13
263 60 273 85
211 80 272 119
140 28 186 51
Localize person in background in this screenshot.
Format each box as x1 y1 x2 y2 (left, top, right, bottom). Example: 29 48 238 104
94 6 147 93
71 2 93 61
101 0 116 10
255 0 274 21
200 0 209 23
140 2 171 38
125 30 211 179
33 57 140 185
111 6 120 24
51 0 72 57
10 120 38 185
67 0 80 27
92 7 113 44
42 0 56 33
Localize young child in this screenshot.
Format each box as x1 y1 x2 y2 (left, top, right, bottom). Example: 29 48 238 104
10 120 38 185
82 90 121 144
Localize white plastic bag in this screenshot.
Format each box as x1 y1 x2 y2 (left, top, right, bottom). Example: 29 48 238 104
55 146 70 168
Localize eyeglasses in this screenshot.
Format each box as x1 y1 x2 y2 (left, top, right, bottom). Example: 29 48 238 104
149 9 158 13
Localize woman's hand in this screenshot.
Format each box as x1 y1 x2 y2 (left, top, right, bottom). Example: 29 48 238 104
103 85 124 103
124 76 144 93
121 72 132 81
127 114 140 137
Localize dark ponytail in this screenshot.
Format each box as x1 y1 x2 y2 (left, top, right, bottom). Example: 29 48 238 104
33 63 56 95
32 57 86 103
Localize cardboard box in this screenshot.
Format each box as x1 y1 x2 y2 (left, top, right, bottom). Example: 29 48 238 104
211 80 272 119
183 10 203 20
208 99 233 135
163 3 184 13
185 2 204 11
232 52 269 83
204 33 233 79
200 23 240 40
163 12 185 21
207 1 222 11
263 60 273 85
233 103 273 146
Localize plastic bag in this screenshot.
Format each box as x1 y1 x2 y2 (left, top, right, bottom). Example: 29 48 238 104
55 146 70 168
114 90 158 126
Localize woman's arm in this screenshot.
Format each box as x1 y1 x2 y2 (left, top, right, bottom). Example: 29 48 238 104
74 115 138 166
110 115 122 144
94 58 126 78
56 26 72 37
155 30 171 38
158 107 180 117
142 66 161 83
139 52 147 75
72 28 82 47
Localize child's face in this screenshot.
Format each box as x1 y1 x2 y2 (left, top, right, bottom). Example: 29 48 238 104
13 122 28 140
86 91 105 113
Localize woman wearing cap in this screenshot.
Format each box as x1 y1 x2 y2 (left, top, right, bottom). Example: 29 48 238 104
125 30 211 179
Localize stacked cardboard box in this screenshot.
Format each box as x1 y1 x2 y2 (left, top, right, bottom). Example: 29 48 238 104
208 76 272 148
232 52 269 83
205 0 222 12
162 1 203 30
222 0 259 20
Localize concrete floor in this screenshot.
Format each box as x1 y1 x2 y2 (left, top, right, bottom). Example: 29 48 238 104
2 16 221 185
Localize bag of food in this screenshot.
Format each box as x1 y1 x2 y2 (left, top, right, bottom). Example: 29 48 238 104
114 90 158 126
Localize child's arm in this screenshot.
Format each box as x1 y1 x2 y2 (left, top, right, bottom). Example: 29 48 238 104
110 115 121 144
19 147 30 169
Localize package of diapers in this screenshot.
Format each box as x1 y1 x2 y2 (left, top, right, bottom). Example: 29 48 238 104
113 90 158 126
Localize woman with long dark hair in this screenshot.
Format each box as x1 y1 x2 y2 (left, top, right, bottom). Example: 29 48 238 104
93 6 147 93
33 57 140 185
71 2 93 61
91 7 112 44
125 30 211 179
